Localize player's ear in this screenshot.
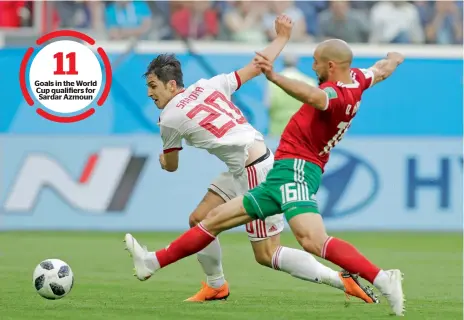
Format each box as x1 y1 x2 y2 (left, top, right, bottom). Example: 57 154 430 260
167 80 177 92
328 61 335 70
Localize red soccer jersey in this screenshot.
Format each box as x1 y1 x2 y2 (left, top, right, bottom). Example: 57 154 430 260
274 68 374 171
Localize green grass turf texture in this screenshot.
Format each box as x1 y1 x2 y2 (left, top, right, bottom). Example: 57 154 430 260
0 231 461 320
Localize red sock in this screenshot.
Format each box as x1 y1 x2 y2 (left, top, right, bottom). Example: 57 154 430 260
322 237 381 284
155 224 215 268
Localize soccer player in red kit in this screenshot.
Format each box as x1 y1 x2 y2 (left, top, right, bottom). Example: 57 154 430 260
124 39 405 315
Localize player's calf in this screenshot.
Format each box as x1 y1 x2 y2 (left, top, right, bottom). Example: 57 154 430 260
250 235 281 268
189 191 228 292
288 213 329 257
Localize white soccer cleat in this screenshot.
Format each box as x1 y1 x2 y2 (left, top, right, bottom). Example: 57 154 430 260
124 233 155 281
379 269 405 316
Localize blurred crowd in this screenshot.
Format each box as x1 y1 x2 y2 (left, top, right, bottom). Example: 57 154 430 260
1 0 462 45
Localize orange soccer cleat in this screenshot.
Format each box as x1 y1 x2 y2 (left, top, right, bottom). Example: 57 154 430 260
339 271 379 303
184 281 230 302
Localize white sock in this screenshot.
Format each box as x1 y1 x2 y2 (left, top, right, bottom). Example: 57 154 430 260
272 246 344 290
373 270 389 292
196 238 225 288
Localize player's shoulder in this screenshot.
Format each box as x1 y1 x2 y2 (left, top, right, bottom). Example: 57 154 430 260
199 72 238 89
159 104 183 128
195 73 228 87
319 82 341 101
192 77 209 87
351 67 374 84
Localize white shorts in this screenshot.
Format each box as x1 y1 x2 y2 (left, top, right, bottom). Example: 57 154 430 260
209 150 285 242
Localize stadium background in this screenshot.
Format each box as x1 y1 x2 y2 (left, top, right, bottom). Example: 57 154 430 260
0 1 462 320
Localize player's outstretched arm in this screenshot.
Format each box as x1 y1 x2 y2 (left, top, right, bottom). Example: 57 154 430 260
254 53 329 111
235 14 293 85
368 52 404 86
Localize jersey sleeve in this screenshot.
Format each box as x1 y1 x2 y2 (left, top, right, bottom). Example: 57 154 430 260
160 124 183 154
205 72 242 97
321 85 342 111
354 68 375 90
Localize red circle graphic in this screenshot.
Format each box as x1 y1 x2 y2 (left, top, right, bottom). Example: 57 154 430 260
20 30 112 123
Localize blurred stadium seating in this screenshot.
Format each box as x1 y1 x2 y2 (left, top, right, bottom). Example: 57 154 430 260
1 1 463 44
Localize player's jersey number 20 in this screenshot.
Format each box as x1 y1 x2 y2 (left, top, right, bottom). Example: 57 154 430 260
186 91 247 138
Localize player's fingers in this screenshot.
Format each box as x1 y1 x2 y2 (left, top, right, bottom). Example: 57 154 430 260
254 60 270 67
256 63 271 72
253 54 265 61
255 51 270 61
254 63 265 71
253 58 265 67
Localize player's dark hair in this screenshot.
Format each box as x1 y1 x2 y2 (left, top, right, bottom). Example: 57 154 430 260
144 54 184 88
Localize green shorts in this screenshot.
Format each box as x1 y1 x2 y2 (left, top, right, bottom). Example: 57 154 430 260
243 159 322 222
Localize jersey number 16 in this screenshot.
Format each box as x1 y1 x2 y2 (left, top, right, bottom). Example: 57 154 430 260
186 91 247 138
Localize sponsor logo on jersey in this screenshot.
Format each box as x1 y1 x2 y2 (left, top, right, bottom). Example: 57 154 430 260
3 147 147 213
319 149 379 219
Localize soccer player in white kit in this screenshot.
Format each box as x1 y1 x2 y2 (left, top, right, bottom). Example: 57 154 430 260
142 15 377 304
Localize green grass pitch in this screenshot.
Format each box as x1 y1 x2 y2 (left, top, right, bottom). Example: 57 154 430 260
0 231 461 320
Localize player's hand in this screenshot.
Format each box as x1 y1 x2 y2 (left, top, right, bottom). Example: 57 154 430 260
159 153 167 170
387 52 404 65
274 14 293 40
253 52 277 82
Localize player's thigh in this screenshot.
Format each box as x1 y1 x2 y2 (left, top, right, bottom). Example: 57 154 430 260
209 171 238 203
244 153 286 243
288 213 328 257
273 159 327 255
189 190 226 227
202 196 254 235
268 159 323 222
190 172 238 227
243 182 281 221
246 213 285 243
243 159 315 221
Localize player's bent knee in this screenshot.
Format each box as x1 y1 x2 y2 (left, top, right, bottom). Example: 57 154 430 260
189 191 226 228
189 205 211 227
188 212 202 228
201 208 224 235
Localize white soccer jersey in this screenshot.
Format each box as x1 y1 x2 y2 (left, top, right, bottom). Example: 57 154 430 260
159 72 264 176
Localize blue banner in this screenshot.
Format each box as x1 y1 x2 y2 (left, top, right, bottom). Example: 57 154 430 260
1 136 461 231
1 48 462 136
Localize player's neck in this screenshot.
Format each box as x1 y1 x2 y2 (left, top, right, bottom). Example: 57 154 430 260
174 88 185 96
331 72 353 85
167 88 186 103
